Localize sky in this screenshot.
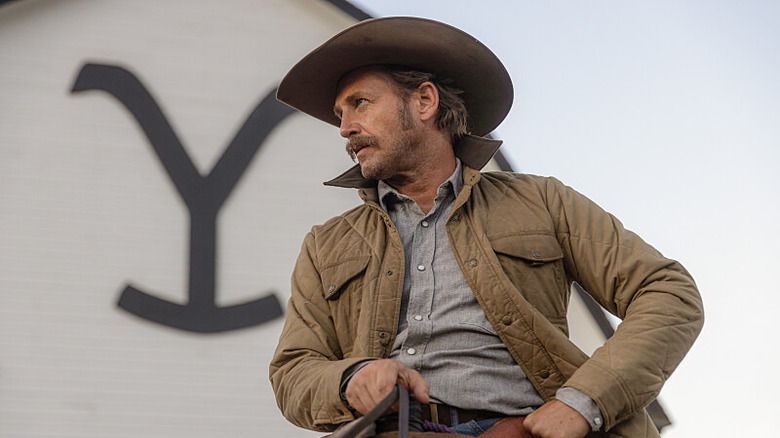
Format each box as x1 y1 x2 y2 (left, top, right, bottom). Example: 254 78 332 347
349 1 780 436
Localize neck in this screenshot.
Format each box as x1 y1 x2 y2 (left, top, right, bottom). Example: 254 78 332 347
385 138 456 215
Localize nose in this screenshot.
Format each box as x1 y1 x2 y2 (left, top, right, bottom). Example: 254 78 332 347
339 113 360 138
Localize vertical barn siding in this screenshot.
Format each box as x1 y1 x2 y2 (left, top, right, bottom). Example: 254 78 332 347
0 1 356 436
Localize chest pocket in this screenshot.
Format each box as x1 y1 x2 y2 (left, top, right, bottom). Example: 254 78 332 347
489 234 569 326
321 256 371 300
320 255 372 358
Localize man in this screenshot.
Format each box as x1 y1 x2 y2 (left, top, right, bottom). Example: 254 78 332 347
269 17 703 438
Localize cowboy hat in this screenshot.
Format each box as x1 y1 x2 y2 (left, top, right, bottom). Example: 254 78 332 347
276 16 513 137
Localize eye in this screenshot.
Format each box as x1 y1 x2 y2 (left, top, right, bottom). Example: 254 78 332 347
355 97 367 106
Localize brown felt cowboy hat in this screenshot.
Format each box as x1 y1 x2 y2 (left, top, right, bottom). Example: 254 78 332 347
276 17 513 137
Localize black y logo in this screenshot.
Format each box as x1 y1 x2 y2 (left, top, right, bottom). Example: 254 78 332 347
71 63 292 332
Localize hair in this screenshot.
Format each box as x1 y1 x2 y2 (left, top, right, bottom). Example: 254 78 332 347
381 65 469 142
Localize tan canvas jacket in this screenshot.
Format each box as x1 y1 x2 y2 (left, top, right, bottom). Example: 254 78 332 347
270 147 703 437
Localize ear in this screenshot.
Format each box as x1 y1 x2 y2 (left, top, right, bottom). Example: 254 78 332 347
415 81 439 123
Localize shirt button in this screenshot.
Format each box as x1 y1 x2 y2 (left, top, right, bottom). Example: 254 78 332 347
407 348 416 355
413 315 423 321
421 220 429 228
417 265 426 271
594 417 602 427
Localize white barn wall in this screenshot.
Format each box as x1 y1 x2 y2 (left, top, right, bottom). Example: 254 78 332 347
0 1 612 437
0 1 356 437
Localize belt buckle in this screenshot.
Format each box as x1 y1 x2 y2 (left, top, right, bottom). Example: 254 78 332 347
429 403 440 424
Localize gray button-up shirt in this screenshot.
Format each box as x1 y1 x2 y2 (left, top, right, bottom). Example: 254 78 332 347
379 159 544 416
375 159 602 431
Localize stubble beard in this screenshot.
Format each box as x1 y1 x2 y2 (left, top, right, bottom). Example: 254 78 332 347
345 102 421 181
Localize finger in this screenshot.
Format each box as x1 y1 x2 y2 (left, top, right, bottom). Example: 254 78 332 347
523 410 539 433
345 373 378 414
346 360 403 413
360 382 398 414
367 363 400 401
345 382 370 415
398 368 430 404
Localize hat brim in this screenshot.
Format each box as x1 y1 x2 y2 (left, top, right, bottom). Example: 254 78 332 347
276 17 513 137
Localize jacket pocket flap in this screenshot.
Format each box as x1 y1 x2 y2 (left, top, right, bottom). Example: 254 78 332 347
490 234 563 262
321 256 371 300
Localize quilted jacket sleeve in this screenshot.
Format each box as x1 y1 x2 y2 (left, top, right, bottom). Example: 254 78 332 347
268 231 367 431
545 177 704 431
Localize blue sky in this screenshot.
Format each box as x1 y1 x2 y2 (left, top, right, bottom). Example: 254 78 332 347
350 1 780 436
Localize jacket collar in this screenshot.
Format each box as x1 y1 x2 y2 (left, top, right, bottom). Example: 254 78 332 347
323 134 503 189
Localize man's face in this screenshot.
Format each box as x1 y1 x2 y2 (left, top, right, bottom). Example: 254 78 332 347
333 67 422 181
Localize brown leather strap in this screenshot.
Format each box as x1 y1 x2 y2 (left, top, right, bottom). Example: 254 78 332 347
421 403 504 427
478 417 532 438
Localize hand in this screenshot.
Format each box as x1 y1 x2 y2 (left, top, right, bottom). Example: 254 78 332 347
524 400 590 438
344 359 430 415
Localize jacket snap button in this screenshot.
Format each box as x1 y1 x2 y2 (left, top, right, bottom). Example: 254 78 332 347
469 259 478 267
532 250 542 259
328 285 335 293
501 315 512 325
540 370 550 378
452 214 460 222
379 331 387 338
387 270 393 276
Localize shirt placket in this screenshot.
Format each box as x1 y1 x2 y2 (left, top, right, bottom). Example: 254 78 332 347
402 212 437 370
399 186 453 370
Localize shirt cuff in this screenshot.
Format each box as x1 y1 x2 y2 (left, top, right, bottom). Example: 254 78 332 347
555 387 603 432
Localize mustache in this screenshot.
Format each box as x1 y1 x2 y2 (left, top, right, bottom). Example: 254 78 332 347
345 135 378 162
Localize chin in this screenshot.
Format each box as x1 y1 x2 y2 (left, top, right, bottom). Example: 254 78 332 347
359 164 383 181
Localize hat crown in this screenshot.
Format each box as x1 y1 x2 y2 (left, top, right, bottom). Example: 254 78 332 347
277 17 513 137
